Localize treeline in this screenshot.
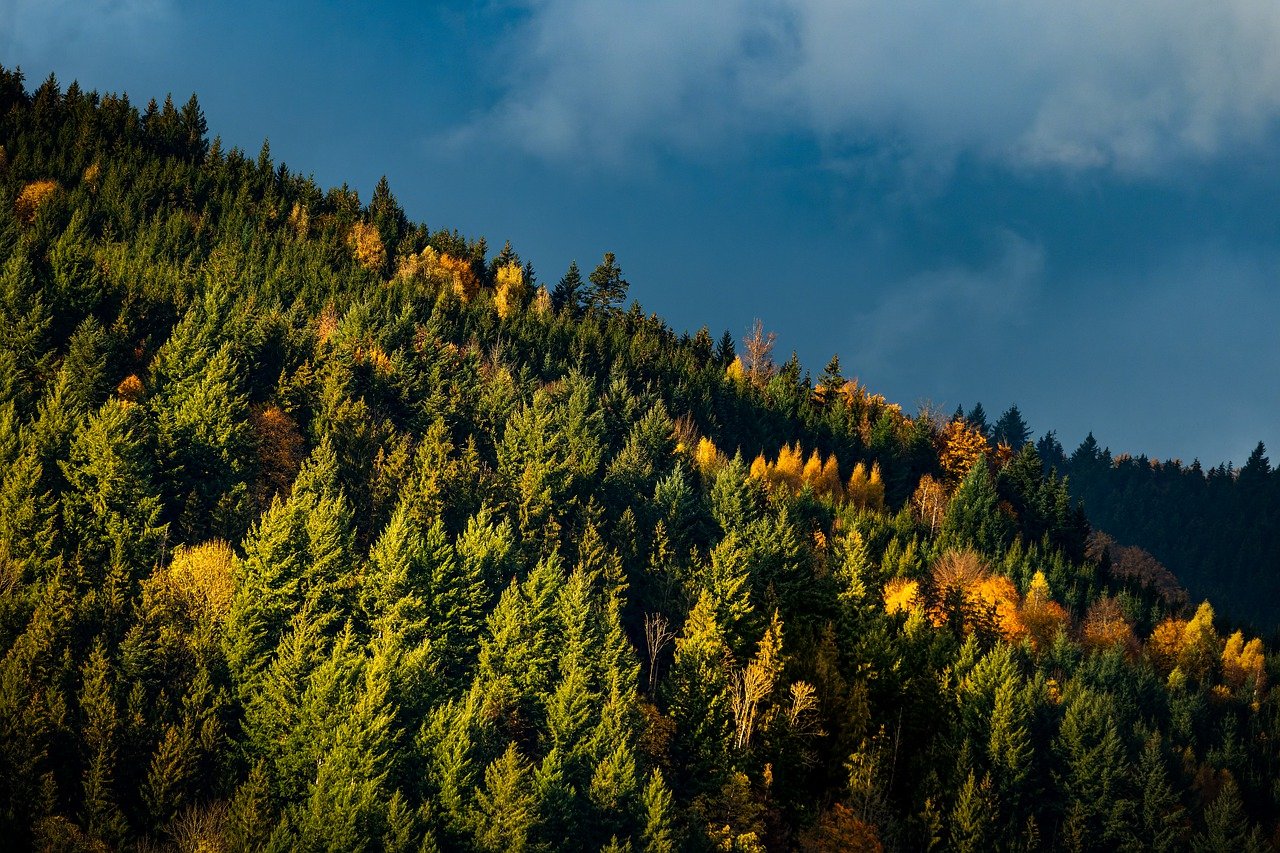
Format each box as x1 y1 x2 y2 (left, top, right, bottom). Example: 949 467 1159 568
1 67 1278 851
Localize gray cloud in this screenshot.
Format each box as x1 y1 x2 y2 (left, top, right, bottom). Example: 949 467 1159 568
463 0 1280 177
1 0 172 64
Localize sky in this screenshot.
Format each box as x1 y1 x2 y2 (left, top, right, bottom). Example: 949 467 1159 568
3 0 1279 466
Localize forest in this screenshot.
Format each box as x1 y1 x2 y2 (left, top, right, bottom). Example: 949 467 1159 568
0 67 1277 851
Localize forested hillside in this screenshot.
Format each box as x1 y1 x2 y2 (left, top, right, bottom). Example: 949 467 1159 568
1 68 1278 851
1041 434 1280 639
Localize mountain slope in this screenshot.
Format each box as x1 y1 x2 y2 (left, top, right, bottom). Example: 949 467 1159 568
0 69 1277 851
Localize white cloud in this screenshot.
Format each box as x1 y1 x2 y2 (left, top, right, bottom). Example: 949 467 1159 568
461 0 1280 176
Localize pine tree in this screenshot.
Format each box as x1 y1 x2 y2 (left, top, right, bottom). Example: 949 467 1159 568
587 252 629 312
552 261 585 315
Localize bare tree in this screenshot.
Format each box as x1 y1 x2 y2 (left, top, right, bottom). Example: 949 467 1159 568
643 612 676 694
742 319 777 384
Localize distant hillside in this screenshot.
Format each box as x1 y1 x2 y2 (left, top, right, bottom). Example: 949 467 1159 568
1 67 1277 851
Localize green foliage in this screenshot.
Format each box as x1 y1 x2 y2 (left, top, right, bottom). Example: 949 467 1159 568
0 66 1276 851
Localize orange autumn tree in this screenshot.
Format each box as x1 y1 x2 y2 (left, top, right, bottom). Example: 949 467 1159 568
1080 596 1138 656
939 418 991 487
1019 571 1070 651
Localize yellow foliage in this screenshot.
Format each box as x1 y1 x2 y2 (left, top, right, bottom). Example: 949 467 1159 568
288 201 310 237
357 344 395 377
438 252 481 302
774 442 804 492
802 450 824 490
1146 617 1187 675
1221 630 1267 696
396 244 440 282
347 221 386 271
725 356 747 384
493 262 527 319
165 540 237 620
883 578 921 615
749 454 770 482
695 436 724 477
974 574 1026 643
845 462 884 511
116 374 145 402
819 454 844 501
532 285 552 315
1178 601 1220 680
910 474 948 533
82 162 101 190
317 304 339 345
15 179 59 224
939 418 990 486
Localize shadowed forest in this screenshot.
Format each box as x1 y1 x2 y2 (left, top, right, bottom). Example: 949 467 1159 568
0 69 1278 851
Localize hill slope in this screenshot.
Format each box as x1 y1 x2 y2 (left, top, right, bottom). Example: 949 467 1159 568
0 68 1277 851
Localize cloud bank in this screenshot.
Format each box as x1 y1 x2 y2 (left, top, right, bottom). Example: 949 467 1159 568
465 0 1280 176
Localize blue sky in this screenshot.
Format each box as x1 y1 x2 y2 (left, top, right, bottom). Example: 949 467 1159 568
4 0 1279 465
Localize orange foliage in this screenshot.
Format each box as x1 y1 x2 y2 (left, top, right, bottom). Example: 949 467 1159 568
797 803 883 853
1020 571 1069 651
347 221 386 271
1146 617 1187 675
251 404 305 506
974 574 1026 643
15 179 59 224
938 418 990 486
1081 596 1138 656
116 374 145 402
438 252 481 302
317 305 339 345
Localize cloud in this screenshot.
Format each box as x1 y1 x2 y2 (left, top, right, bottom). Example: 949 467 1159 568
846 229 1044 380
460 0 1280 177
0 0 172 72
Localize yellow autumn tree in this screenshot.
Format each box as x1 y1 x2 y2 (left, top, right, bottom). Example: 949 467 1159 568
883 578 921 616
532 285 552 315
348 221 386 271
802 450 824 491
1146 617 1187 675
1178 601 1221 681
846 462 886 512
773 442 804 492
725 356 747 385
493 261 527 319
116 374 145 403
749 453 770 482
973 574 1026 643
15 179 59 224
928 548 989 631
819 454 844 501
694 436 724 477
939 418 990 486
163 540 237 620
1221 631 1267 697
